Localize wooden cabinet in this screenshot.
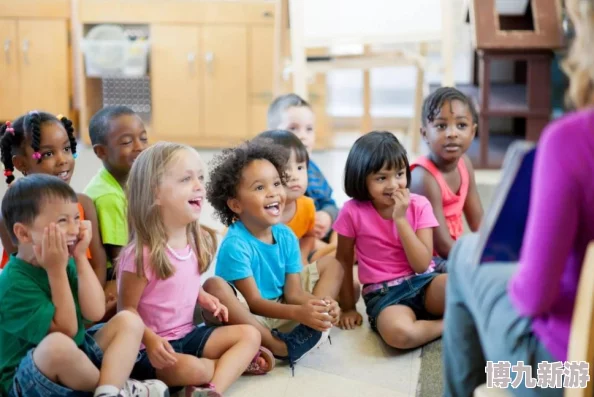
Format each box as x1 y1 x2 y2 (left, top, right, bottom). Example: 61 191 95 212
0 19 20 120
18 20 69 117
76 0 330 148
202 25 248 142
0 1 71 122
151 25 202 143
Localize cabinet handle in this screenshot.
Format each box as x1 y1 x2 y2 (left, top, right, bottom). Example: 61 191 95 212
262 11 273 18
3 39 10 64
22 39 29 65
187 52 196 74
205 52 214 74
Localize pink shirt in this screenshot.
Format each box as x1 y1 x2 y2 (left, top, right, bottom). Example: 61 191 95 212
117 244 200 344
333 194 439 285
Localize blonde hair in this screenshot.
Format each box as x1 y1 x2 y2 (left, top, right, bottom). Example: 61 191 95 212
563 0 594 109
125 141 217 279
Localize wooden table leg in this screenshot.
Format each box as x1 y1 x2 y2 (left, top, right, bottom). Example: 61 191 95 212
478 51 491 168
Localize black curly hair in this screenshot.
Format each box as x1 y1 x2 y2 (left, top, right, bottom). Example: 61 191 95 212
0 111 77 184
206 140 289 227
421 87 478 126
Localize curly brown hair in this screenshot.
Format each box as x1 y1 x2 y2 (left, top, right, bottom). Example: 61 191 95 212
207 140 289 226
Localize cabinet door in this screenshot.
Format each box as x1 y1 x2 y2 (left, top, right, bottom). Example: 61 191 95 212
151 25 201 143
249 25 274 137
18 20 69 116
202 26 247 143
0 19 20 120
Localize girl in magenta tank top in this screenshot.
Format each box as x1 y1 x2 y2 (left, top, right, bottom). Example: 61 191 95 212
410 87 484 267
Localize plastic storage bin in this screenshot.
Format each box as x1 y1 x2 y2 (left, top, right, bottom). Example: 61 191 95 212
82 25 150 78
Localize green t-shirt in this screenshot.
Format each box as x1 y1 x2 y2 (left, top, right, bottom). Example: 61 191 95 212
84 167 129 268
0 256 85 395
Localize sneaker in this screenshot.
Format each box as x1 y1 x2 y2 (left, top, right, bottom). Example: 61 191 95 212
272 324 330 376
184 383 221 397
119 379 170 397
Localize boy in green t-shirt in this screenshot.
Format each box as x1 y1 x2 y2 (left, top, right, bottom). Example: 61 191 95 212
84 106 149 274
0 174 168 397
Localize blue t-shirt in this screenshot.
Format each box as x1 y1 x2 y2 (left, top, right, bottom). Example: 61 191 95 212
215 221 302 300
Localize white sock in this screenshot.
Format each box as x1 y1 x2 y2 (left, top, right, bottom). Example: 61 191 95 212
94 385 120 397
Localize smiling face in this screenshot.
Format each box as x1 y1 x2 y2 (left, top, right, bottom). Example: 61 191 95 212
366 163 408 210
421 99 476 163
14 121 75 184
228 159 286 229
155 149 205 228
284 150 308 202
95 113 149 180
14 197 81 257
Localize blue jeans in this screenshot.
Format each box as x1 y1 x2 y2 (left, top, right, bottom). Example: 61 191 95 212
443 233 560 397
363 272 439 332
9 325 104 397
131 324 216 381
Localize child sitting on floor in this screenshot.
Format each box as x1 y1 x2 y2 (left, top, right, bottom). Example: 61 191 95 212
410 87 483 271
335 132 446 351
255 129 336 263
0 112 107 289
0 174 168 397
203 140 343 375
267 94 338 244
118 142 268 397
85 106 149 315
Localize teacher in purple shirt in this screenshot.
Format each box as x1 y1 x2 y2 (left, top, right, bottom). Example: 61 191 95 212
442 1 594 396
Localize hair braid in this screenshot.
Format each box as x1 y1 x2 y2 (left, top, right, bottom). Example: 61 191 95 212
0 123 15 184
58 115 77 156
26 111 42 162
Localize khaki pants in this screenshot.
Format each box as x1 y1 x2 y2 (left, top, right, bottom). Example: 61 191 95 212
232 262 320 333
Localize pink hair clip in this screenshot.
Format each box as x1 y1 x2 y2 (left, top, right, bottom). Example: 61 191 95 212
5 121 14 135
32 152 41 160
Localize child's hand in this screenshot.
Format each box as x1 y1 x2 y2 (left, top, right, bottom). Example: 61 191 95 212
146 335 178 369
72 220 92 259
198 291 229 323
34 223 69 273
314 211 332 239
338 309 363 330
391 188 410 221
296 299 332 331
323 297 341 326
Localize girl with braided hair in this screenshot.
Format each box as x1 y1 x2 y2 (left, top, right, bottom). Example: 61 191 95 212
0 111 108 292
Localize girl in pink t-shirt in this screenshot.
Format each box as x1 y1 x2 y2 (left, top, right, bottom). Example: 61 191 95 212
117 142 274 397
334 131 447 350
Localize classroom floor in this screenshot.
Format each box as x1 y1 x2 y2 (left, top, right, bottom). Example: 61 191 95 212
0 131 501 397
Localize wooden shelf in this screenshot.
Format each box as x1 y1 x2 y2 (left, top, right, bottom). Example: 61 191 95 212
457 84 550 118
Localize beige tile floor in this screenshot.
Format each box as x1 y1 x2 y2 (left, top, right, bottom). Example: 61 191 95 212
0 132 501 397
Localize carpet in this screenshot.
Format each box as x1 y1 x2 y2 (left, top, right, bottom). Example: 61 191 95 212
416 339 444 397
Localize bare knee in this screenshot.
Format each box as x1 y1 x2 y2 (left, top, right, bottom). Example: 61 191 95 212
381 325 416 350
237 324 261 346
318 256 343 280
34 333 79 368
203 277 233 299
110 309 144 335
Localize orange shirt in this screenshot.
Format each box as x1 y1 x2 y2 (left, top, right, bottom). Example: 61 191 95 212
285 196 316 239
1 202 91 268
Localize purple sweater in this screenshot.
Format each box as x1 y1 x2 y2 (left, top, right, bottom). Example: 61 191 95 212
509 109 594 361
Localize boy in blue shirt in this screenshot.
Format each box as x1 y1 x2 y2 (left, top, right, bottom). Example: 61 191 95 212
267 94 338 243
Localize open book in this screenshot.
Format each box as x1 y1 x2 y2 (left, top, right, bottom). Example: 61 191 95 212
473 141 537 265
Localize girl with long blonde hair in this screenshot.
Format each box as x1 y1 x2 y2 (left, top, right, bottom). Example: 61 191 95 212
117 142 273 397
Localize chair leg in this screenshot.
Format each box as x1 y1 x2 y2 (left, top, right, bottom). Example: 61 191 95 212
288 0 308 99
410 43 428 155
